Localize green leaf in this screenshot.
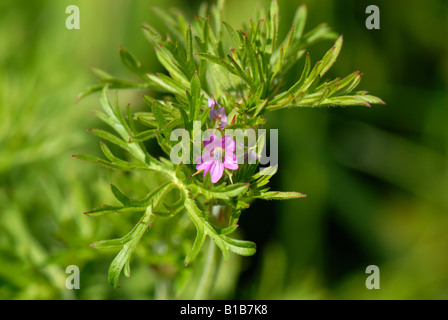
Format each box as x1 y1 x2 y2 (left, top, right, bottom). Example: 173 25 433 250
146 73 187 95
154 49 190 86
126 104 137 135
227 54 256 90
99 78 150 90
189 72 202 121
255 191 307 200
109 182 171 208
251 165 278 188
319 95 373 107
178 105 192 131
134 112 158 128
76 84 104 102
106 206 154 288
301 23 338 48
88 128 129 151
76 77 152 102
222 21 242 48
91 67 114 79
223 236 257 256
85 182 173 219
244 35 261 84
99 142 146 169
90 237 128 249
229 206 243 226
331 71 361 95
317 35 343 78
100 87 128 132
184 198 256 264
151 100 168 129
219 224 239 236
184 224 206 266
84 205 146 217
71 153 134 171
154 186 186 217
266 0 279 54
90 110 115 128
359 94 386 105
269 52 310 106
129 129 157 143
142 24 164 46
118 46 145 78
186 25 194 66
292 4 307 41
196 53 235 74
190 183 249 200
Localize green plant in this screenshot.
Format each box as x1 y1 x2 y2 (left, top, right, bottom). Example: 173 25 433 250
74 0 384 295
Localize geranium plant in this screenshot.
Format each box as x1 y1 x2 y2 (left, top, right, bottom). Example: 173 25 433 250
74 0 384 294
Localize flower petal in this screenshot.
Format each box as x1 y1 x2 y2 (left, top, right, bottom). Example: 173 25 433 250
222 135 236 152
210 108 219 120
218 107 227 119
217 107 228 128
208 99 217 109
224 152 238 170
203 134 220 151
196 159 213 172
197 149 214 164
210 161 224 183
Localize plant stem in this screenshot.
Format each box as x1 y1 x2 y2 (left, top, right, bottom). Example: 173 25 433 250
193 239 220 300
154 278 170 300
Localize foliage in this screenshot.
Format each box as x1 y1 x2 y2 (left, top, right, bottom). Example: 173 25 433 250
75 0 383 290
2 0 448 301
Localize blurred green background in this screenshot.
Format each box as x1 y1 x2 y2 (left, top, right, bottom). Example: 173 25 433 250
1 0 447 299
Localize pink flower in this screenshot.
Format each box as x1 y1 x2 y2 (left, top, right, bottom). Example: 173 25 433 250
195 134 238 183
208 99 228 129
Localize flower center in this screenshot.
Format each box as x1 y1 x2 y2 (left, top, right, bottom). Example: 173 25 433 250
212 147 223 160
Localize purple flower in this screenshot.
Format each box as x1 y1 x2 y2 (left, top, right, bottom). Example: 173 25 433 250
208 99 227 129
195 134 238 183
